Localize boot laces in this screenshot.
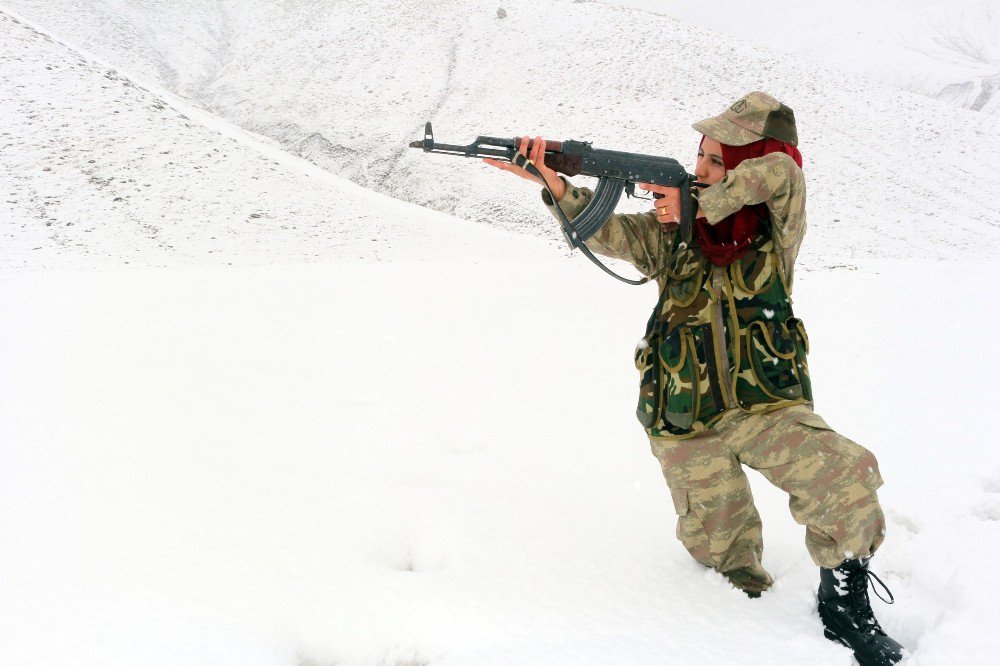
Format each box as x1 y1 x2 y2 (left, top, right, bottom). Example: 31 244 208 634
845 565 895 636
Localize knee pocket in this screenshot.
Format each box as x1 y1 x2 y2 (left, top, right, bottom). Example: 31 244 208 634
650 434 741 491
747 410 831 471
669 487 715 566
762 411 884 493
669 487 690 516
806 421 884 493
826 444 884 492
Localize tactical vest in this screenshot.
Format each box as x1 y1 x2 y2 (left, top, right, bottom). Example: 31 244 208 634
634 230 812 439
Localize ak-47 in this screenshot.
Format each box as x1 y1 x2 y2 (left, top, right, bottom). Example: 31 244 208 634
409 122 704 285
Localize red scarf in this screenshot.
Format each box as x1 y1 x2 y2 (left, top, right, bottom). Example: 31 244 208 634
695 137 803 266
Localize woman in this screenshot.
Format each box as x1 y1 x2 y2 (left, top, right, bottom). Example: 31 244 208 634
485 92 904 666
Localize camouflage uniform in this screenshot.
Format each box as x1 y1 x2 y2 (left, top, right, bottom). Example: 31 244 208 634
540 93 886 592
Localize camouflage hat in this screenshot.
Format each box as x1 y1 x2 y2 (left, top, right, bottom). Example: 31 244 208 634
692 92 798 147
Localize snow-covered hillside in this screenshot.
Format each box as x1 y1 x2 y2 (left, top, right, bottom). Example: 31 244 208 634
609 0 1000 115
3 3 1000 666
0 10 550 270
4 0 999 265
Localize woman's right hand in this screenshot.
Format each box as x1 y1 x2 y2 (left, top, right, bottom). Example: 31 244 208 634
483 135 567 202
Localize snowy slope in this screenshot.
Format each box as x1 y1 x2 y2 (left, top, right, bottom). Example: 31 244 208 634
0 10 551 270
608 0 1000 115
3 4 1000 666
4 0 999 264
3 257 1000 666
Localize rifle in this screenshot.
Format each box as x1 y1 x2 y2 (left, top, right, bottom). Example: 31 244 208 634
409 122 704 285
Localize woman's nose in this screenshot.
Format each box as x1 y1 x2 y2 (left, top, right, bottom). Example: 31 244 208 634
694 157 707 179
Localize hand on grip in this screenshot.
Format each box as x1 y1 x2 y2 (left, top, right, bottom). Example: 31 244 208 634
483 135 567 202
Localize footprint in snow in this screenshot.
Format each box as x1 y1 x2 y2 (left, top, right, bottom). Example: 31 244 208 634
974 498 1000 522
887 510 921 535
974 476 1000 521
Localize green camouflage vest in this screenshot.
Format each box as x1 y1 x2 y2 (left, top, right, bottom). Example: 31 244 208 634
634 230 812 439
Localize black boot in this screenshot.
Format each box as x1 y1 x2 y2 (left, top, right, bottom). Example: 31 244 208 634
818 558 905 665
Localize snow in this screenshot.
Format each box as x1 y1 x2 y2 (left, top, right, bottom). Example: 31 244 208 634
3 0 999 259
0 10 550 270
604 0 1000 115
4 258 1000 665
2 2 1000 665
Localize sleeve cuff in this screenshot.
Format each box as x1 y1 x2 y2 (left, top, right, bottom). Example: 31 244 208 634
541 176 591 221
695 185 728 225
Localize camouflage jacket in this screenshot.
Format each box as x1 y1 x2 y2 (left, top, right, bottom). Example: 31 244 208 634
542 153 812 439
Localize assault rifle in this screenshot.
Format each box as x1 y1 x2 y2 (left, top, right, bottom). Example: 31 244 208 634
409 122 704 285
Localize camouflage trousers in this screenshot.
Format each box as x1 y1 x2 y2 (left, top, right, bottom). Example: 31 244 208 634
648 404 885 593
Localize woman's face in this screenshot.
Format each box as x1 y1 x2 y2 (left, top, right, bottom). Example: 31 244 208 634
695 136 726 185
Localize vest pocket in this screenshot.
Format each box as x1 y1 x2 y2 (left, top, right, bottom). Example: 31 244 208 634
660 328 700 429
732 241 777 296
635 333 662 429
787 317 813 401
746 320 802 401
666 247 705 307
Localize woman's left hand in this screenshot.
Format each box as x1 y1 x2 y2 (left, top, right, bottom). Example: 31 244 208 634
640 183 705 229
639 183 682 229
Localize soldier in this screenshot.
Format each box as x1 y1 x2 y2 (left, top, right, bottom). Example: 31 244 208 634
484 92 905 666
